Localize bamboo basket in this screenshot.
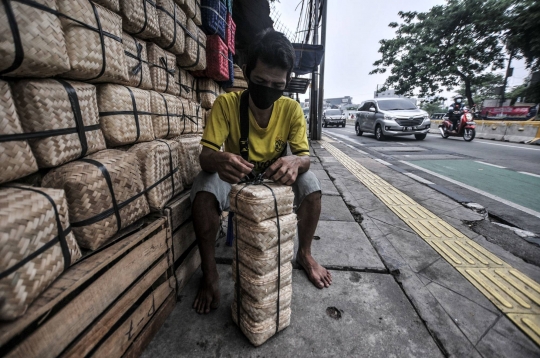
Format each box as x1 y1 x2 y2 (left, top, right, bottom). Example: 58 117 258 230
234 285 292 323
57 0 128 83
97 84 155 147
147 43 180 95
176 67 197 100
233 212 297 253
197 78 221 109
178 0 202 26
234 236 295 276
232 261 293 302
0 185 82 320
0 0 70 78
155 0 187 56
229 183 294 223
42 149 150 250
129 139 184 211
0 80 38 184
177 18 207 71
149 91 184 139
92 0 120 13
189 100 204 133
174 135 202 186
225 64 248 92
119 0 160 39
232 302 291 347
119 33 153 90
178 97 193 134
11 79 106 169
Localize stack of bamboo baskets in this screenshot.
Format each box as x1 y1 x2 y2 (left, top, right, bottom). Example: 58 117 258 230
229 183 297 346
0 0 228 327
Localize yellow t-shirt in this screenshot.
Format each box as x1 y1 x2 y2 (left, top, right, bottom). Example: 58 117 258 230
201 91 310 173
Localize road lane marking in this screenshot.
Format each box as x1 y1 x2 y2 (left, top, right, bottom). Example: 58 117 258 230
400 161 540 219
519 172 540 179
323 130 365 145
319 140 540 345
375 159 393 166
404 172 435 185
475 161 506 169
425 134 540 151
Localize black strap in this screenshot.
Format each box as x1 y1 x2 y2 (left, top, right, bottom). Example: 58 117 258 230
239 90 250 161
125 34 147 87
198 89 220 97
125 86 141 142
79 158 122 233
158 56 175 93
0 124 100 143
56 79 88 158
86 1 107 81
133 0 157 35
156 140 176 196
158 93 171 137
161 3 178 51
2 185 72 274
180 29 202 70
1 0 24 76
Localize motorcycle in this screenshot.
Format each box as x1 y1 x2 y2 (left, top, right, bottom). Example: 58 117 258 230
439 105 477 142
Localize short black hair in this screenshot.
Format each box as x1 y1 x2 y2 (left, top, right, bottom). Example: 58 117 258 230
245 29 295 80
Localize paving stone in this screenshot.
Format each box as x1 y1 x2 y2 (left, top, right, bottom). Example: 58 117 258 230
141 265 443 358
320 195 355 222
364 208 416 235
320 178 340 196
476 316 540 358
425 281 500 345
295 221 385 271
334 177 389 214
311 169 331 181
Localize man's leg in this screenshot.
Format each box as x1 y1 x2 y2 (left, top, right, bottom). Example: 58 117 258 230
190 172 231 314
293 171 332 289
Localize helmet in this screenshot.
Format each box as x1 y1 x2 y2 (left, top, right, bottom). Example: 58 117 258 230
453 95 463 104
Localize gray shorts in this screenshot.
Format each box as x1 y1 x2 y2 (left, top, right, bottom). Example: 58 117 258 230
190 170 321 212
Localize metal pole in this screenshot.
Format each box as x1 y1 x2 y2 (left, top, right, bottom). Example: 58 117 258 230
309 0 320 140
316 0 327 140
500 49 514 107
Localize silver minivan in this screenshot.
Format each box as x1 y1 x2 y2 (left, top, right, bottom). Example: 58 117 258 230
355 98 431 140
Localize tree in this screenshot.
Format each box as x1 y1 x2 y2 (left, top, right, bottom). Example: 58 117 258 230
370 0 511 107
420 102 447 116
506 0 540 70
456 73 504 105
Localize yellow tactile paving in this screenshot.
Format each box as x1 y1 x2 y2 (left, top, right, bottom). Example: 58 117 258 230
319 140 540 346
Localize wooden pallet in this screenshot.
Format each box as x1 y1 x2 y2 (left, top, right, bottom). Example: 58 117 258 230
0 217 175 358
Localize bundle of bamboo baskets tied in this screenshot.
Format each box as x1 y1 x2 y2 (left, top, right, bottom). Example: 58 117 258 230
229 183 296 346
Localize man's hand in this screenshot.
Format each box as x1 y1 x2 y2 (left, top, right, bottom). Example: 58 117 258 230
214 152 254 184
263 156 302 185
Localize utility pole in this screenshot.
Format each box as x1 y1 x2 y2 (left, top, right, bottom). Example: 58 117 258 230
500 48 514 107
316 0 327 140
309 0 320 140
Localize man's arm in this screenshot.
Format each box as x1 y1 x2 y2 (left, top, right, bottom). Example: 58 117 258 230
199 147 254 184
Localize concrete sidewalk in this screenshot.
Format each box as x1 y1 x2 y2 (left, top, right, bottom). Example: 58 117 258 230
142 141 540 357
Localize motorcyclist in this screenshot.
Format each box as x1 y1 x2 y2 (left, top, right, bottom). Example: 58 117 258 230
448 95 465 131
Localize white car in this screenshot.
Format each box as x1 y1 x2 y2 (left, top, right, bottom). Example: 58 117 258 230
322 109 346 127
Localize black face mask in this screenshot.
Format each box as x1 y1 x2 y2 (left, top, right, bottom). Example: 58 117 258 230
248 81 283 110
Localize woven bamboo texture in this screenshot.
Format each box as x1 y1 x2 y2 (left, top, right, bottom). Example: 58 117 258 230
150 91 183 139
129 139 184 211
197 78 220 109
229 183 294 223
177 18 207 71
232 261 292 302
234 238 294 276
233 212 297 253
92 0 120 13
178 0 202 26
178 97 193 134
0 0 70 78
176 67 197 100
57 0 128 83
234 285 292 323
0 185 82 320
119 0 160 39
97 84 154 147
147 43 180 95
174 135 202 186
0 81 38 184
42 150 150 250
11 79 106 168
225 64 247 92
119 33 153 90
155 0 187 56
231 301 291 347
189 100 204 133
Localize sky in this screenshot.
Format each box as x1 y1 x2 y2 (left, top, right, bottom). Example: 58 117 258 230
270 0 531 107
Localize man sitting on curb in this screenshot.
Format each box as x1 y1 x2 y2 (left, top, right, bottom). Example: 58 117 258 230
190 29 332 314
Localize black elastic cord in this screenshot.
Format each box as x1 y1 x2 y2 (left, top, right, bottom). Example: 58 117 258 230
157 56 176 93
0 124 100 143
1 0 24 76
161 3 177 51
180 30 202 70
125 86 141 142
3 185 72 272
56 79 88 157
156 139 176 196
133 0 156 35
86 1 107 81
125 34 146 87
79 158 122 233
158 93 171 137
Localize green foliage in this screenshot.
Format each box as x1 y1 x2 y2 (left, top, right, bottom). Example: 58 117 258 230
420 102 447 115
506 0 540 70
507 82 540 104
371 0 511 106
457 73 504 105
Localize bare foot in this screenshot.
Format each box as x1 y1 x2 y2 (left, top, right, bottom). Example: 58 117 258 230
296 251 332 289
192 271 220 314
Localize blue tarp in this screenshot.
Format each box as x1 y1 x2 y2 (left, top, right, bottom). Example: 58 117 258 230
292 44 324 75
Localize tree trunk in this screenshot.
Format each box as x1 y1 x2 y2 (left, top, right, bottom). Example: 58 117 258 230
464 78 474 107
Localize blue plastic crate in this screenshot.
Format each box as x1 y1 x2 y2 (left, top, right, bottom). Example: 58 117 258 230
201 0 227 41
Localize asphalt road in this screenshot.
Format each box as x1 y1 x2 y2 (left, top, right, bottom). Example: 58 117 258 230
321 126 540 237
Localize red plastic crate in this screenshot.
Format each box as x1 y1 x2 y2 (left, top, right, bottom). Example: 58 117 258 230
206 35 230 81
226 13 236 55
